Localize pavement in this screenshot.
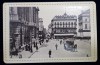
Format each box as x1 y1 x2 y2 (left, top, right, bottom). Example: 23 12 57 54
30 39 91 58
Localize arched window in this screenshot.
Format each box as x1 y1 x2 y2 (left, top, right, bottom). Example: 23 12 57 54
85 18 87 22
74 22 76 28
66 22 67 27
71 22 73 28
64 22 65 28
60 22 62 27
55 22 56 28
68 22 70 28
57 22 59 28
52 23 54 28
63 22 64 28
85 24 87 29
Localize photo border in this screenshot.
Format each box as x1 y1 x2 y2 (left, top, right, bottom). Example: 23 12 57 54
3 2 97 63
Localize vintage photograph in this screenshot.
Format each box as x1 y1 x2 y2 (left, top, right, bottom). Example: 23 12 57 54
9 6 91 58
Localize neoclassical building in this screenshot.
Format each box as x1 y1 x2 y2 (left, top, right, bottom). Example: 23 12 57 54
78 9 90 39
51 13 77 39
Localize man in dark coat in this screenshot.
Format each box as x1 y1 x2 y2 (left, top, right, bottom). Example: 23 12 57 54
36 45 38 51
74 44 77 52
48 49 52 58
60 40 62 45
55 44 58 50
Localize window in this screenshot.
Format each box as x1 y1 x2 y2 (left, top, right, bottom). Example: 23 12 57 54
74 22 76 27
57 22 59 28
66 22 67 27
55 22 56 28
60 22 62 27
68 22 70 28
71 22 73 28
85 18 87 22
63 22 64 28
60 29 62 33
85 24 87 29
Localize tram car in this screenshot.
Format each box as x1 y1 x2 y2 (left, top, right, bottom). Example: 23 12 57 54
64 39 74 51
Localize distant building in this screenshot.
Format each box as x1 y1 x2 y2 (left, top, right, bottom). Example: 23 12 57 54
39 18 44 31
47 24 52 38
78 9 90 39
48 24 52 34
38 18 44 40
43 28 47 39
51 13 77 39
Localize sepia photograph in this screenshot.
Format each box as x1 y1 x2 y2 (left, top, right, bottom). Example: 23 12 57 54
9 6 91 58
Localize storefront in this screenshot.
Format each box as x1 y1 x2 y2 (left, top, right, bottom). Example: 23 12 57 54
54 34 75 39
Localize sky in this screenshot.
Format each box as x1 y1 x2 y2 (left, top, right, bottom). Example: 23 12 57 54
37 5 90 30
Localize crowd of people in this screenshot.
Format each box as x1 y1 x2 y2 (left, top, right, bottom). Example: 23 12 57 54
10 37 45 58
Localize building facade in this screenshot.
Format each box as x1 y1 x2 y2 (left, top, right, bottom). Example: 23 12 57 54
51 13 77 39
48 24 52 34
38 18 44 44
39 18 44 31
78 9 90 39
9 7 39 54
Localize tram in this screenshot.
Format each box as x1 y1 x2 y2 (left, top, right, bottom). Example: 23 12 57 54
64 38 74 51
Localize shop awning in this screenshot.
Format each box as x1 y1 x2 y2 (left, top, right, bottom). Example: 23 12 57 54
54 34 74 36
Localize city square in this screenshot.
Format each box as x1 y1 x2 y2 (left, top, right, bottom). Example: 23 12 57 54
9 7 91 58
11 39 91 58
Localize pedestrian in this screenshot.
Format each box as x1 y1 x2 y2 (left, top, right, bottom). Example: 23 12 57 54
48 49 52 58
35 40 37 47
74 44 77 52
34 41 35 47
34 39 37 47
19 53 22 58
30 45 33 53
36 45 38 51
28 44 30 51
15 49 18 56
10 51 12 58
60 40 62 45
87 54 89 57
19 45 21 51
26 44 28 51
33 38 36 47
55 44 58 50
73 44 77 52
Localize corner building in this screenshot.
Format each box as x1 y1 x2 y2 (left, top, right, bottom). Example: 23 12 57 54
78 9 91 39
51 13 77 39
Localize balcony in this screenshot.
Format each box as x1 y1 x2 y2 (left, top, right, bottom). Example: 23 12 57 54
28 22 36 27
79 22 82 26
14 27 21 34
79 29 90 32
55 32 76 34
78 29 83 32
